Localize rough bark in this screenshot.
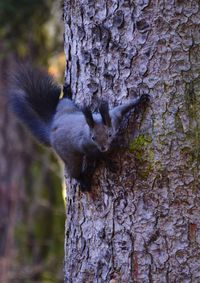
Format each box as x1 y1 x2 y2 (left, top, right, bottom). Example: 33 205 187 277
63 1 200 282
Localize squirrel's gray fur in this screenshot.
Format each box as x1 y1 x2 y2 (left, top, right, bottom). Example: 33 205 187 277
8 65 149 191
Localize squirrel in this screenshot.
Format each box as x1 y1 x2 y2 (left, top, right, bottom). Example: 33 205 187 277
8 65 149 191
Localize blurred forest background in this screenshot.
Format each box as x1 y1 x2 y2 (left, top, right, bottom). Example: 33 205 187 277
0 0 65 282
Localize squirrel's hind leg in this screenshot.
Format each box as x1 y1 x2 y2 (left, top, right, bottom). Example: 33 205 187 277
62 85 73 99
77 157 98 192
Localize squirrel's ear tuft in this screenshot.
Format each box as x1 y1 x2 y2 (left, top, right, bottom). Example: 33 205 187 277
82 106 95 128
99 101 111 127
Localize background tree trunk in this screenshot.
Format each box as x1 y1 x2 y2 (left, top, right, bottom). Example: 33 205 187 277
0 54 64 283
0 2 65 282
63 0 200 282
0 55 35 283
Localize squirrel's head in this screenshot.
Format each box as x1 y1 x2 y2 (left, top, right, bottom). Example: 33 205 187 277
82 101 115 152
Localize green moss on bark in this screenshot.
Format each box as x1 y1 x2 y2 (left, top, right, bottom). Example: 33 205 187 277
129 135 154 179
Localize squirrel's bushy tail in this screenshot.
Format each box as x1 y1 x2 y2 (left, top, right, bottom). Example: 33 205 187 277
8 65 61 146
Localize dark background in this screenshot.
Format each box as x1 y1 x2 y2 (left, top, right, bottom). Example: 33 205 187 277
0 1 65 282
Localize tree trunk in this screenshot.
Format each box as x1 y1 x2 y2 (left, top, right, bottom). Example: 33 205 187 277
63 1 200 282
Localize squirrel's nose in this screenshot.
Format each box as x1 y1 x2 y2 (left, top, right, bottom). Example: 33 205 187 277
101 146 107 152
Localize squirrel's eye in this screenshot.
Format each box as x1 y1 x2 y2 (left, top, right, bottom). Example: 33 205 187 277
108 133 112 138
92 136 95 141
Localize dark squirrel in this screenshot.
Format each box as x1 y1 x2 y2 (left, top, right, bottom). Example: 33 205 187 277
8 65 149 191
